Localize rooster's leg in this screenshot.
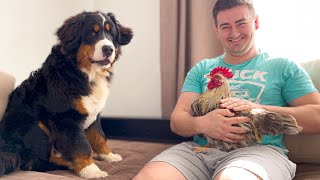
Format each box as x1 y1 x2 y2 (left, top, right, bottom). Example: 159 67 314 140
193 146 209 153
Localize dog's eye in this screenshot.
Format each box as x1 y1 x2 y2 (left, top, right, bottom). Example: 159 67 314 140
92 24 99 36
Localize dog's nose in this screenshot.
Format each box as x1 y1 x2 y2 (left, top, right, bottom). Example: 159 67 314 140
102 45 114 57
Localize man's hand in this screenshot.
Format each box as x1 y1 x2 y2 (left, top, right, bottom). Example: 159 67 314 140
196 109 251 143
220 97 262 111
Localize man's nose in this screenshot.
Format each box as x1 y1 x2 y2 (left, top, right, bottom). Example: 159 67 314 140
230 26 241 37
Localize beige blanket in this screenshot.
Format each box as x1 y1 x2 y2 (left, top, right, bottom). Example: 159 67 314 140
1 140 173 180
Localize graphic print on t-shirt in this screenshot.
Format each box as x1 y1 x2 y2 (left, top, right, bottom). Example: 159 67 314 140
230 69 268 103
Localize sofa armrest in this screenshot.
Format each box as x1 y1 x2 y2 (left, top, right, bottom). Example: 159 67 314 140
300 59 320 91
284 60 320 164
284 134 320 164
0 70 15 120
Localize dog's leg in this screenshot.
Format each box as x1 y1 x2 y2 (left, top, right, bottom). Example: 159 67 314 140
85 119 122 163
49 121 108 178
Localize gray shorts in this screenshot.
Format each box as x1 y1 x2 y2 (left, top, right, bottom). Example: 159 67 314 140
150 142 296 180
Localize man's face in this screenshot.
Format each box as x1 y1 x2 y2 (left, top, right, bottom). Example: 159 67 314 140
215 5 259 57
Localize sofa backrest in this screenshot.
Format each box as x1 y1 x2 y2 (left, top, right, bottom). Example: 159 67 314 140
300 59 320 91
284 59 320 164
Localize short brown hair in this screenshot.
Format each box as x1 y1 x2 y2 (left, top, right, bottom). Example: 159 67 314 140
212 0 256 26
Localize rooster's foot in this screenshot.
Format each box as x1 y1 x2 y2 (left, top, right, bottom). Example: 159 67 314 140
193 147 209 153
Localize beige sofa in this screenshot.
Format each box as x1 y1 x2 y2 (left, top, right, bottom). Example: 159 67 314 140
283 59 320 179
0 60 319 179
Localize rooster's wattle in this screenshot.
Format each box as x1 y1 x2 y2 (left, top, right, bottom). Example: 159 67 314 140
191 67 302 152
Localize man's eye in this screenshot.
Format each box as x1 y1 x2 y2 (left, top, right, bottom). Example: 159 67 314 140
221 26 230 30
237 22 246 27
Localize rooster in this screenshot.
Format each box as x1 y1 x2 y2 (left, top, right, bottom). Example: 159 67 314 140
191 67 302 152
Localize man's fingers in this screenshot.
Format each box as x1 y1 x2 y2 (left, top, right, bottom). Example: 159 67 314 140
214 109 235 117
221 98 237 103
229 125 248 134
220 98 254 112
220 98 240 107
232 105 250 111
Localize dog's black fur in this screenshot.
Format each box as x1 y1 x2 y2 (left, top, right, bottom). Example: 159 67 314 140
0 11 132 178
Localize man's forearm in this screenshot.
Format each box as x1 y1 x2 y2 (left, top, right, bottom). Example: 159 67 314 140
170 110 202 137
261 104 320 133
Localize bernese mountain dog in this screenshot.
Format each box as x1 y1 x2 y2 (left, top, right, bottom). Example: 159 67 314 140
0 11 132 178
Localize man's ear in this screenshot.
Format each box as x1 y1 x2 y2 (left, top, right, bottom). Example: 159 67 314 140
214 26 219 35
254 16 259 30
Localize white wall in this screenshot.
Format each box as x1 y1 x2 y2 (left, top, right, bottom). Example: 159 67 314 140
0 0 162 119
93 0 161 118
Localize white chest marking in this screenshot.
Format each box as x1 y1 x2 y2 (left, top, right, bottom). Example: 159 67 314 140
81 75 109 129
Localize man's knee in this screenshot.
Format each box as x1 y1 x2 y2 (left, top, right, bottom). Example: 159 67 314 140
134 162 186 180
213 167 262 180
134 163 155 180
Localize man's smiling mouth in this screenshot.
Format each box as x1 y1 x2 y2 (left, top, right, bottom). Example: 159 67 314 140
229 36 245 43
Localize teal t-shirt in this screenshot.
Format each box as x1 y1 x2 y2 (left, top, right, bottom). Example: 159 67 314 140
182 52 317 151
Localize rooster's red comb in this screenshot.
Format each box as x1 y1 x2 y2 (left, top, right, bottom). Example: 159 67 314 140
210 66 233 79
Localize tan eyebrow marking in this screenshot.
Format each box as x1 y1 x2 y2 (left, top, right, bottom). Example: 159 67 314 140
106 24 110 31
93 24 100 32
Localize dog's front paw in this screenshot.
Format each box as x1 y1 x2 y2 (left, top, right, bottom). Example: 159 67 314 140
78 163 108 178
98 152 122 163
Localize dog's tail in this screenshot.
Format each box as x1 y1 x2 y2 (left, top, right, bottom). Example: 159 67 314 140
0 151 20 176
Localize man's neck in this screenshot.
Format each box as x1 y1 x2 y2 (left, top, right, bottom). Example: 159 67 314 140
223 47 260 65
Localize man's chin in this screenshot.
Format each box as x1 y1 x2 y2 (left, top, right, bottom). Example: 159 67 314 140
228 50 248 57
227 46 255 57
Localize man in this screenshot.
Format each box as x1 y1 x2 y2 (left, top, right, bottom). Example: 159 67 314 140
134 0 320 179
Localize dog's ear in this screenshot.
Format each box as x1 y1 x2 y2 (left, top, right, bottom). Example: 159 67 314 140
107 13 133 45
57 12 85 54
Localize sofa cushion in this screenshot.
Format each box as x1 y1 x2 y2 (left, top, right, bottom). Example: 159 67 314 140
285 134 320 164
300 59 320 91
284 59 320 164
0 70 15 120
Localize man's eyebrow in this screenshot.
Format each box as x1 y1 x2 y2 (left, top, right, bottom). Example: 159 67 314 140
219 18 248 28
235 18 247 24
